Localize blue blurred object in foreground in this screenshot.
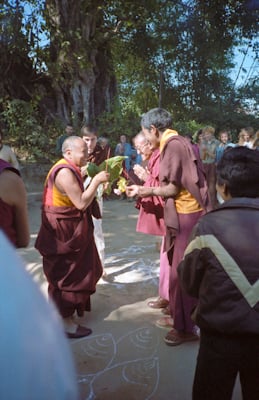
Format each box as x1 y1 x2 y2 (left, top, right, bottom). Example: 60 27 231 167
0 231 79 400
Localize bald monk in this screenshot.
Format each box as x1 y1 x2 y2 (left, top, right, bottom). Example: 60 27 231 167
35 136 109 338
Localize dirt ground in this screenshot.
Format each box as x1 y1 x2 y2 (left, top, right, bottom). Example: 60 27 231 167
18 187 242 400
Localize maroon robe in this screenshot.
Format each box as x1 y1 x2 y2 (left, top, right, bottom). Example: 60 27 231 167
0 159 20 246
135 149 170 301
86 143 109 165
35 161 102 318
159 135 210 261
136 149 165 236
159 135 210 333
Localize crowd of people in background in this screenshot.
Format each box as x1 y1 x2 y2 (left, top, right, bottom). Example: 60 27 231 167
1 123 259 176
191 125 258 208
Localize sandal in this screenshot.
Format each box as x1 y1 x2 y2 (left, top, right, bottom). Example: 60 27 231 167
161 305 170 315
164 328 199 346
66 325 92 339
148 297 169 309
155 317 174 329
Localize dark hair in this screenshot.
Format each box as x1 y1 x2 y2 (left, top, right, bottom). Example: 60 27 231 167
216 146 259 198
80 125 97 137
184 133 194 143
141 108 172 132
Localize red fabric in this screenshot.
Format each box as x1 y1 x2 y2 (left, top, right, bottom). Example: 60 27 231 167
0 198 16 246
159 238 171 301
35 162 102 318
203 163 217 208
159 135 210 261
136 149 166 236
169 211 204 333
35 205 102 317
158 135 210 333
86 143 109 165
0 159 20 246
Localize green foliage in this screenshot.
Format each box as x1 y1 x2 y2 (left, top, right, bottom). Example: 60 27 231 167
99 156 126 181
96 107 140 148
0 98 63 161
1 0 258 163
173 120 203 137
84 162 100 178
84 156 127 195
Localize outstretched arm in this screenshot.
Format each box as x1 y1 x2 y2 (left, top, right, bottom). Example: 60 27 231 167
126 182 179 199
55 168 109 211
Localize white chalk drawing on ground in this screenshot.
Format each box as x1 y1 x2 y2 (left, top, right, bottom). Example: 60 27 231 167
72 244 162 399
73 328 160 400
100 244 160 287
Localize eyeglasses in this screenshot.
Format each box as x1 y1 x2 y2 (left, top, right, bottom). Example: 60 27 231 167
135 142 150 151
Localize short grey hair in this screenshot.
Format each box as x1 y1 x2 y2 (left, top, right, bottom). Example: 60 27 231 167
141 108 172 132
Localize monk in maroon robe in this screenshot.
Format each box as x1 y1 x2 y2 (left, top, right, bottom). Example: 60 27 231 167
133 132 170 309
126 108 211 346
35 136 109 338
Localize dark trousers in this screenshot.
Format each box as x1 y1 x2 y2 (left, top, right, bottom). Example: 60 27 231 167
203 163 217 209
193 331 259 400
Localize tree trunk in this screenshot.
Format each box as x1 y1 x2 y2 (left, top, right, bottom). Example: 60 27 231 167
45 0 116 125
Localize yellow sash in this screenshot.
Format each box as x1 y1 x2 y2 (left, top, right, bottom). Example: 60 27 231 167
160 129 178 152
45 159 74 207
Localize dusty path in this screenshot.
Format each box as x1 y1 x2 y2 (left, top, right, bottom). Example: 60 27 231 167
18 195 242 400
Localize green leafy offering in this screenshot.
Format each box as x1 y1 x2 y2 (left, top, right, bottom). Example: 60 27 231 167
84 156 128 194
85 162 100 177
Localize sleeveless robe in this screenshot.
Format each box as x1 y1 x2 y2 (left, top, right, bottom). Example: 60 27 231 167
35 158 102 317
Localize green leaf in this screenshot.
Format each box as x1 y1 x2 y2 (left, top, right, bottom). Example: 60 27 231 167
85 162 101 177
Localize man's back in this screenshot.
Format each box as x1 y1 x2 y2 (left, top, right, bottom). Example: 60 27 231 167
182 197 259 335
178 146 259 400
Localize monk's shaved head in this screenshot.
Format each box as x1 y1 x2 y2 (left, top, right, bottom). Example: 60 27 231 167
62 136 84 155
